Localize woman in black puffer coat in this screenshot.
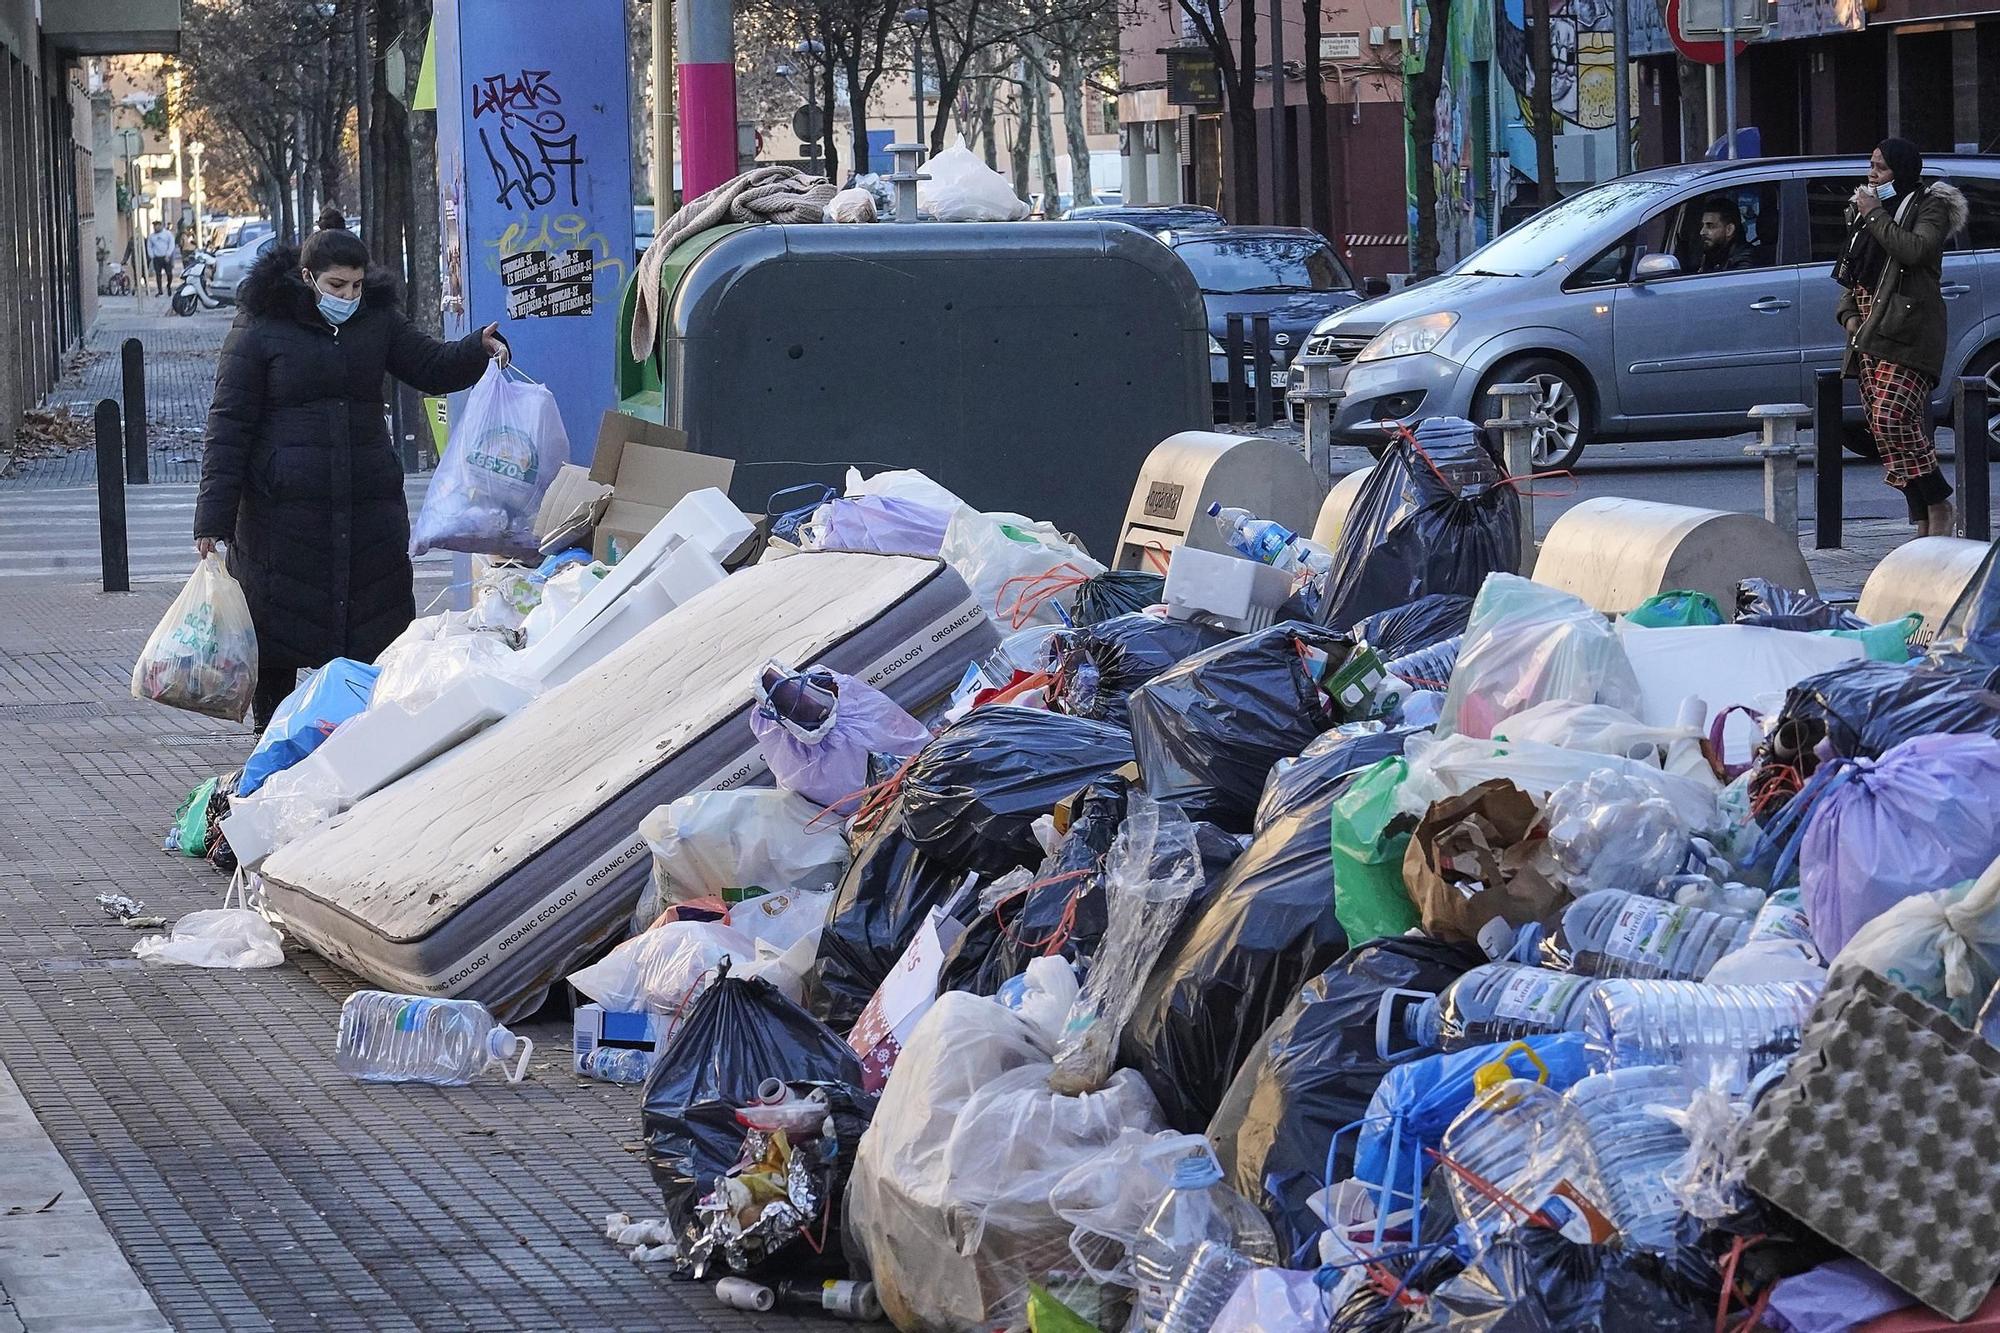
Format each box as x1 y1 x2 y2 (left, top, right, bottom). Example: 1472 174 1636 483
194 212 507 728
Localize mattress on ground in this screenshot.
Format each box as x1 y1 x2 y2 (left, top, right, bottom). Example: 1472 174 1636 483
259 551 996 1021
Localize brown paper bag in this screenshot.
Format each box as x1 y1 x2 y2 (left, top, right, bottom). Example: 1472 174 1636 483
1402 778 1567 956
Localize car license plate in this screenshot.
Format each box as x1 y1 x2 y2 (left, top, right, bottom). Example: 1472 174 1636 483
1249 369 1292 388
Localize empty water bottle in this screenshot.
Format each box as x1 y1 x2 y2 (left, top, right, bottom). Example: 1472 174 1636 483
1156 1241 1259 1333
1746 887 1820 959
1403 964 1595 1051
1566 1065 1691 1252
334 991 534 1086
1205 503 1300 569
586 1046 653 1084
1539 890 1751 980
1131 1145 1279 1331
1578 978 1822 1092
1440 1070 1613 1247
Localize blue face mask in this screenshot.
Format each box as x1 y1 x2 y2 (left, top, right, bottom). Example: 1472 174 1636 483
308 272 361 325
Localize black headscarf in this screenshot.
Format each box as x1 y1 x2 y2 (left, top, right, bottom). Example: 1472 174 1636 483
1846 137 1923 291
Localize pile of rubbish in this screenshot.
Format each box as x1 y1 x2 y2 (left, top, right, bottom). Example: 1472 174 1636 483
135 416 2000 1331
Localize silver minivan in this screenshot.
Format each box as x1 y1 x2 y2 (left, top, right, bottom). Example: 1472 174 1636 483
1303 155 2000 469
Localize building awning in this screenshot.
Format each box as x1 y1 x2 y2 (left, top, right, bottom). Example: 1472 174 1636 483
1119 86 1174 125
40 0 183 55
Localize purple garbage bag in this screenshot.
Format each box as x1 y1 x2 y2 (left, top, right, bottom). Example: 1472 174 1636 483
750 664 932 812
1800 733 2000 958
808 495 952 557
1765 1259 1916 1333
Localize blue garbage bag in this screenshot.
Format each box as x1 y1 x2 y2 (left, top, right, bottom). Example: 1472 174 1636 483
238 658 380 796
1352 1032 1596 1206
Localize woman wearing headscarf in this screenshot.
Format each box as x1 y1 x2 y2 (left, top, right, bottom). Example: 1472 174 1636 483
1834 137 1969 537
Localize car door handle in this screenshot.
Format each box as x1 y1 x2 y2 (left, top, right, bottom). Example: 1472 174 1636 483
1942 282 1972 298
1748 297 1792 312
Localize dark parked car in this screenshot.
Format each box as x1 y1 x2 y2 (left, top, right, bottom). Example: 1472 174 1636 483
1065 203 1226 238
1168 226 1364 417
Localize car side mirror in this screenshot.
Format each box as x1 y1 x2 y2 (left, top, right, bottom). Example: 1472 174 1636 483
1363 276 1390 297
1634 252 1681 282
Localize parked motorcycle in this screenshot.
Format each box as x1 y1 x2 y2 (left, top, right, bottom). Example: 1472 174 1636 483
172 248 224 317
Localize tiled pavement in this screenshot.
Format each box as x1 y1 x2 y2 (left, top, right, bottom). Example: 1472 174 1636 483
0 577 834 1332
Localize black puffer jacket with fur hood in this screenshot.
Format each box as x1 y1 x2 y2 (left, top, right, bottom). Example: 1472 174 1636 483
194 244 493 670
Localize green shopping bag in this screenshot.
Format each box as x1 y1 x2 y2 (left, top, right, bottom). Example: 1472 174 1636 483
1820 612 1922 662
164 776 219 857
1329 756 1421 944
1623 589 1724 628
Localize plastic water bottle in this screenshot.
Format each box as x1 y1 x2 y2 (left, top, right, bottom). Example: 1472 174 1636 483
1745 887 1820 960
1205 503 1299 568
1577 978 1822 1092
1566 1065 1691 1252
1439 1075 1612 1245
1403 964 1595 1051
1539 890 1751 980
334 991 534 1086
586 1046 653 1084
1131 1148 1279 1331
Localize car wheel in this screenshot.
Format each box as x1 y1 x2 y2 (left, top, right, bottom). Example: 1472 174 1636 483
1479 356 1592 473
1971 341 2000 457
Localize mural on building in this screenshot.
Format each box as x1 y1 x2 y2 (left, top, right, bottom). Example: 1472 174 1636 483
1627 0 1863 59
1404 0 1490 271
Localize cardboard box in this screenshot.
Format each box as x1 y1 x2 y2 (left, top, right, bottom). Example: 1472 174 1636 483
535 463 613 551
587 411 735 562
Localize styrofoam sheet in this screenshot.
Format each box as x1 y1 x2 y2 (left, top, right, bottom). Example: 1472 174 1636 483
1616 622 1861 764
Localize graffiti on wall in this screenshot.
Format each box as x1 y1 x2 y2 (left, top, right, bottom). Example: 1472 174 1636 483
471 69 588 211
1405 0 1489 272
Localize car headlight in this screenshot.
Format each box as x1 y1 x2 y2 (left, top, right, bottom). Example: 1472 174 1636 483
1208 335 1225 355
1355 312 1458 363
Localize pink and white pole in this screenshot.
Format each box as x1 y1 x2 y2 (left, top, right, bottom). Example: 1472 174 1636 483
675 0 737 199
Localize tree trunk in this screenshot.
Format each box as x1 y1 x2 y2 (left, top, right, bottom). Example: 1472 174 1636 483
1054 38 1093 208
844 53 872 175
820 40 840 184
1009 84 1032 201
1024 41 1060 214
1229 0 1260 223
978 74 997 170
403 0 440 333
1302 0 1333 245
1409 0 1451 275
1529 0 1557 204
630 0 653 201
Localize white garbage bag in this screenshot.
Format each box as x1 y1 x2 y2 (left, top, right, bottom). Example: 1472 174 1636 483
370 614 535 714
1439 574 1642 740
916 136 1031 222
826 187 878 223
565 920 753 1021
133 908 284 969
1397 731 1720 831
519 561 608 647
410 361 571 559
637 789 850 909
941 508 1105 630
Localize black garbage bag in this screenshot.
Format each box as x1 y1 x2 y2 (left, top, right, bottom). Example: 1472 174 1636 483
1316 418 1522 630
1255 725 1414 834
1128 621 1349 832
1405 1228 1713 1333
1767 659 2000 763
642 966 865 1231
1050 614 1235 730
1208 934 1485 1257
1735 577 1866 632
806 805 966 1030
1120 754 1359 1132
899 707 1135 878
1351 592 1475 659
1072 570 1166 626
1931 540 2000 669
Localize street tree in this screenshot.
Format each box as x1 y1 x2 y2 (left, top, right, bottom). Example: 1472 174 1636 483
1406 0 1451 274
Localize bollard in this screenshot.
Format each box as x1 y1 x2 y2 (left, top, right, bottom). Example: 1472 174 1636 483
1813 368 1844 550
95 399 129 592
884 143 928 223
1225 314 1247 429
120 337 148 485
1953 375 1990 542
1745 402 1810 539
1292 352 1341 493
1484 382 1540 574
1251 314 1274 431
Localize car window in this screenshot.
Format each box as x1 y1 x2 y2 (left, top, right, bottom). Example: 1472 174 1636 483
1565 208 1674 290
1947 177 2000 250
1173 237 1354 293
1667 181 1782 274
1809 174 1985 256
1454 177 1681 277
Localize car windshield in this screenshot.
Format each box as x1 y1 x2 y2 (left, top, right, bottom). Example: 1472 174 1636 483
1175 236 1352 293
1450 178 1681 277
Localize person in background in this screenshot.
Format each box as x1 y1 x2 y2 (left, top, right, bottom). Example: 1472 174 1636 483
145 220 177 295
1695 196 1755 273
1835 138 1968 537
193 207 509 731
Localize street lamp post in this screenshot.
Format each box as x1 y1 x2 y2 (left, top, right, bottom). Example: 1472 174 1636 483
188 141 206 246
902 6 928 150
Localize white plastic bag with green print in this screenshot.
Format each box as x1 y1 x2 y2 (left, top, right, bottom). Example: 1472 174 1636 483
410 361 570 559
131 552 258 721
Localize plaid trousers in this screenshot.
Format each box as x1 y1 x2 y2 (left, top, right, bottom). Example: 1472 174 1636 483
1853 286 1941 488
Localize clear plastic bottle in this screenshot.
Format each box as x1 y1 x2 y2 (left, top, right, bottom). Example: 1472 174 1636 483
1131 1148 1280 1332
334 991 533 1086
1577 978 1822 1092
586 1046 653 1084
1440 1075 1612 1246
1539 889 1751 980
1205 503 1299 569
1745 887 1820 960
1565 1065 1691 1252
1405 963 1596 1051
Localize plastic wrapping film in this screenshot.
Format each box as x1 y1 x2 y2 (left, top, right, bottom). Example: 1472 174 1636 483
639 788 850 908
1439 574 1643 742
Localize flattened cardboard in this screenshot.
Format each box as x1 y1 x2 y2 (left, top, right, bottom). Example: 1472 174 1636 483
586 411 735 562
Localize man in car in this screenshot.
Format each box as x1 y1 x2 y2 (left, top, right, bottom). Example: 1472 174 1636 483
1696 197 1755 273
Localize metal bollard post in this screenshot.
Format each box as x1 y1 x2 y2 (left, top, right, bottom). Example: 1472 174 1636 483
884 143 928 223
1813 368 1845 550
1953 375 1991 542
1484 382 1539 572
1225 314 1247 429
1251 314 1274 431
1746 402 1811 539
95 399 129 593
1293 352 1341 492
120 337 148 484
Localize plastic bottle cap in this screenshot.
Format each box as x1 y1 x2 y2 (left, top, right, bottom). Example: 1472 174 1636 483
1170 1152 1224 1190
1205 501 1222 517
